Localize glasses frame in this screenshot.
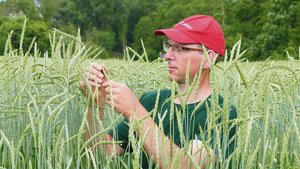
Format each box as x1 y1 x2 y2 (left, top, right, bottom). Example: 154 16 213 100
163 41 204 53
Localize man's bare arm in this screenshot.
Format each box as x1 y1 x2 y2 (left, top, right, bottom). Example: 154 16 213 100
84 106 125 155
135 105 215 169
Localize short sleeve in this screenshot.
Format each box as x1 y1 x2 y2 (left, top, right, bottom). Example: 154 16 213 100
138 91 158 112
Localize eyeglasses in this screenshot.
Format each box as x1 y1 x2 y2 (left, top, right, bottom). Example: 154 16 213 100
163 41 204 53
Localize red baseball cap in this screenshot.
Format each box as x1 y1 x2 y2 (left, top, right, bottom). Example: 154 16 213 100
154 15 226 56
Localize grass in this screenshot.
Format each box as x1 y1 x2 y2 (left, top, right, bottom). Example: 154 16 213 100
0 26 300 169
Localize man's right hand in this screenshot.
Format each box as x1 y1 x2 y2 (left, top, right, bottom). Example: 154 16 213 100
79 63 108 106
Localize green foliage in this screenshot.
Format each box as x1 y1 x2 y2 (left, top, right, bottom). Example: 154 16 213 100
0 16 49 55
223 0 299 60
0 0 299 60
86 27 116 52
55 22 78 37
0 0 40 19
37 0 62 23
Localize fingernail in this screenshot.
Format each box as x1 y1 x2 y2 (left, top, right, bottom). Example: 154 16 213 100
97 65 102 70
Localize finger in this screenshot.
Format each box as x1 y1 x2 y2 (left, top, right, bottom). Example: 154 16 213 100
102 81 119 88
105 94 111 100
79 81 87 94
104 86 111 94
101 64 109 76
84 72 103 84
106 98 116 106
84 63 103 76
102 81 110 88
91 67 104 78
104 87 117 97
101 64 108 72
85 73 102 84
90 62 102 71
85 66 104 79
88 80 101 87
106 100 112 107
104 85 120 96
79 80 86 88
90 63 108 79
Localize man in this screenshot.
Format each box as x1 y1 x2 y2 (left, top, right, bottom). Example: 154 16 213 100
80 15 237 169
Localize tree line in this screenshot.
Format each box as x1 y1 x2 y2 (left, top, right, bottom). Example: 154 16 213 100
0 0 299 60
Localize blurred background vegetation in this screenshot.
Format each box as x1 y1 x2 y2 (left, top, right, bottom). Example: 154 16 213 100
0 0 299 60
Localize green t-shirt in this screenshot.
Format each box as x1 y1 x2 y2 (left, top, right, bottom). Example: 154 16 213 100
108 89 237 169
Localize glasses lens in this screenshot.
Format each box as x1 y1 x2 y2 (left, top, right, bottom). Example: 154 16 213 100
163 41 170 52
159 52 165 58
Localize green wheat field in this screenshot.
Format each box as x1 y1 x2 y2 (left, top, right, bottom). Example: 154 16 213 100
0 27 300 169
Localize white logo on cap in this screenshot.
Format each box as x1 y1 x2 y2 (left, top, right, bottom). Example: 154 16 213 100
179 21 193 30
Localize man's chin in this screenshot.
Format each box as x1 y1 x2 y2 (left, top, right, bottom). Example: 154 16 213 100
168 76 185 84
168 75 175 81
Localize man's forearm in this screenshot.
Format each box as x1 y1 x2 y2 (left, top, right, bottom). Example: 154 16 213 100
133 105 181 167
134 105 214 169
140 116 181 167
84 87 106 144
84 106 104 144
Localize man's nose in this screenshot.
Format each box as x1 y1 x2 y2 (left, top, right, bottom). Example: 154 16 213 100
163 49 175 60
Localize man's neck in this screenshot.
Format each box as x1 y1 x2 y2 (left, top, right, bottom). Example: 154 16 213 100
174 71 211 104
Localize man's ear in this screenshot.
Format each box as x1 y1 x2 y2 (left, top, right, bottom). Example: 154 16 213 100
203 50 216 69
